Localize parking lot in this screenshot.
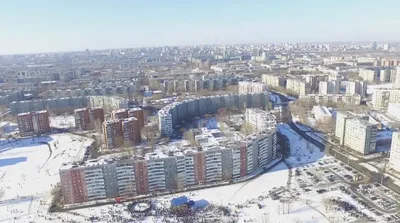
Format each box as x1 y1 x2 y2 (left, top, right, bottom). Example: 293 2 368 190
293 158 400 222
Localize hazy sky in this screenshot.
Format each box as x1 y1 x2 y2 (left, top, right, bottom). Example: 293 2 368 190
1 0 400 54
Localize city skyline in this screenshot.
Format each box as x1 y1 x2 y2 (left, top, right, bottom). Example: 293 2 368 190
1 0 400 54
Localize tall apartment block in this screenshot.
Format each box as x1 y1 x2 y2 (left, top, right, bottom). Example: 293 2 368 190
17 110 50 136
371 89 400 108
335 111 377 155
389 132 400 172
245 108 276 133
103 120 124 149
346 81 367 97
343 119 377 155
59 129 277 204
103 118 141 149
112 108 144 127
319 80 340 95
74 107 105 131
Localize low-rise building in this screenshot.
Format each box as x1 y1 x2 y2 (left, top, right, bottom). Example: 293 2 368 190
312 106 332 123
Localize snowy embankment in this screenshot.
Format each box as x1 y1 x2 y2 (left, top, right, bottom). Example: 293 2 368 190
0 133 93 223
360 163 379 173
278 124 325 166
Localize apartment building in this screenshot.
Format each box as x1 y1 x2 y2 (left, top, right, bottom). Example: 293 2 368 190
343 119 377 155
346 81 367 97
299 94 361 105
112 108 145 127
103 120 124 149
371 89 400 108
286 79 309 95
17 110 50 136
74 107 105 131
319 80 340 95
245 108 276 133
359 68 378 82
394 67 400 89
103 117 142 149
60 129 277 204
238 81 267 94
158 92 270 137
389 132 400 172
261 74 286 88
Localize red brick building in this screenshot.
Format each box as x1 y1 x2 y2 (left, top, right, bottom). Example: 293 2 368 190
128 108 145 127
103 120 124 149
17 110 50 136
74 107 105 131
112 109 128 120
134 160 149 194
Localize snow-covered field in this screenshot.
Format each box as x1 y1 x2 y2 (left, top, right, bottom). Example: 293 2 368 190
0 133 93 223
278 124 325 166
50 116 75 129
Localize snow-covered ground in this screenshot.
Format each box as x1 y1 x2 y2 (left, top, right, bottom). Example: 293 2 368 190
367 83 393 94
278 124 325 166
50 116 75 129
360 163 379 173
0 133 93 223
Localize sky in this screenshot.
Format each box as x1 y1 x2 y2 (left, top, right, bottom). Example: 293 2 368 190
1 0 400 54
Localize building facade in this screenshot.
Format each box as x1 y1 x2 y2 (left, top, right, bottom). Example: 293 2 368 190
74 107 105 131
17 110 50 136
59 129 277 204
158 92 270 137
238 81 268 94
245 108 276 133
389 132 400 172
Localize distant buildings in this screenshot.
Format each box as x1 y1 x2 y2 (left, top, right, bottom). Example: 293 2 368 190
299 94 361 105
335 111 377 155
346 81 367 97
245 108 276 133
158 92 270 137
371 89 400 108
359 68 378 82
319 80 340 95
261 74 286 88
10 96 128 114
238 81 267 94
17 110 50 136
389 132 400 172
286 79 309 95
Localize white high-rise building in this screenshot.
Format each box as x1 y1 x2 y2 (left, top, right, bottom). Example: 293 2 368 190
394 67 400 89
319 80 340 95
389 132 400 172
343 119 377 155
346 81 367 97
372 89 400 108
245 108 276 133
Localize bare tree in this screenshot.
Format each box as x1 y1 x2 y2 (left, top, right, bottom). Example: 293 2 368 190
322 197 332 213
183 130 196 146
241 122 254 136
